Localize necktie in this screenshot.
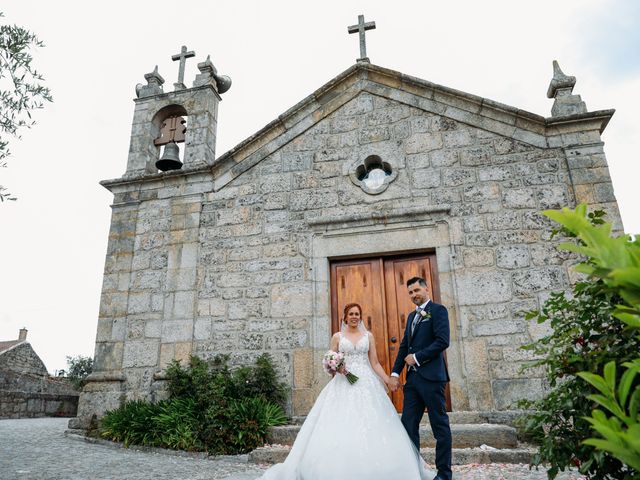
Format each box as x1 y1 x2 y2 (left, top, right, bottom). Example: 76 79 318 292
411 311 420 337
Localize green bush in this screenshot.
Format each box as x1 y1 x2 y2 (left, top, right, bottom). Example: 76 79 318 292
100 398 201 450
100 353 288 454
518 281 635 478
518 206 639 479
547 205 640 475
150 398 201 451
200 396 289 454
232 354 288 407
100 400 158 448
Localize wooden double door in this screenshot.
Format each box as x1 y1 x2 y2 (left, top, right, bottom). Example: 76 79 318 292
330 253 451 412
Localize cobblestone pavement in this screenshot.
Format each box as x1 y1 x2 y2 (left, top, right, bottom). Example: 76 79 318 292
0 418 265 480
0 418 586 480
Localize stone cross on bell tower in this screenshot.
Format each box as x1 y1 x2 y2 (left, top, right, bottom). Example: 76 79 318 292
348 14 376 63
172 45 196 90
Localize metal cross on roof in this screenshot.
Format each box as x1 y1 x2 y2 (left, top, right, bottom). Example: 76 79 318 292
348 15 376 62
171 45 196 90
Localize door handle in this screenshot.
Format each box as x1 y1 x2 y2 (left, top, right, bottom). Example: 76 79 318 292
390 336 397 343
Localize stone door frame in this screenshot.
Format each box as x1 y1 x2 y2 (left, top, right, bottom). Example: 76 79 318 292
307 209 468 411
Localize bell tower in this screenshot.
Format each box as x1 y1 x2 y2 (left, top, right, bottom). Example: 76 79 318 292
70 48 231 430
125 48 231 176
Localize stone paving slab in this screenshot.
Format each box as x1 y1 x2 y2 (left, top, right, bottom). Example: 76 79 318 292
0 418 587 480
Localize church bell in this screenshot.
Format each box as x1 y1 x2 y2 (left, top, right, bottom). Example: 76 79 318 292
156 141 183 171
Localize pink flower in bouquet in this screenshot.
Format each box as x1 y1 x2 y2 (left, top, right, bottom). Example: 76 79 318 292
322 350 358 384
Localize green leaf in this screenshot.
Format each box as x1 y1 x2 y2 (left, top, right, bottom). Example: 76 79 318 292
617 366 638 407
614 311 640 328
629 388 640 420
586 394 625 418
578 372 611 396
603 361 617 394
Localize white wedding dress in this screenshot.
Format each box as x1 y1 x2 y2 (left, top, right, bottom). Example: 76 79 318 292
259 332 433 480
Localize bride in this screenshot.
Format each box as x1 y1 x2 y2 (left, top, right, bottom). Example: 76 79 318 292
258 303 434 480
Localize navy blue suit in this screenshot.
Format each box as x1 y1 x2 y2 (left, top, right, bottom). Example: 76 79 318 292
392 301 452 480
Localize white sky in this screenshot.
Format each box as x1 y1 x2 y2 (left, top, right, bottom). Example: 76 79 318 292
1 0 639 374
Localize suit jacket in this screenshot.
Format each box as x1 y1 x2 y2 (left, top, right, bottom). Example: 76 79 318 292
392 300 450 382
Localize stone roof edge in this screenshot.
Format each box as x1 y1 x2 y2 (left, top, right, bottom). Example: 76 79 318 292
373 63 547 124
213 62 551 167
212 64 363 174
360 65 613 136
100 164 211 191
0 340 26 356
212 63 614 187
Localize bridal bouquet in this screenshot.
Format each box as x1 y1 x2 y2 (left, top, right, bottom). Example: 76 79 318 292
322 350 359 384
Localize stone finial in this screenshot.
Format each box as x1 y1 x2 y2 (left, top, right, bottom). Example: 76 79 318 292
193 55 232 94
18 328 27 341
135 66 165 98
547 60 587 116
193 55 217 87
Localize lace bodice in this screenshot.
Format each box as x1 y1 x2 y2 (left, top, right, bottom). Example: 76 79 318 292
339 332 371 374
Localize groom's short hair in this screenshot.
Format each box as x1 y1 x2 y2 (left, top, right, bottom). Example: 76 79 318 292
406 276 427 288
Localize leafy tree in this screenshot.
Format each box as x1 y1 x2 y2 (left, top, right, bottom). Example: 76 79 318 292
65 355 93 390
0 12 52 201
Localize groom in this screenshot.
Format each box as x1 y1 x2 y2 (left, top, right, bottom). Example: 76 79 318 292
389 276 452 480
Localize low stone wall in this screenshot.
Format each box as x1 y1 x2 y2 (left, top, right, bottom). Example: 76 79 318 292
0 370 79 419
0 391 78 419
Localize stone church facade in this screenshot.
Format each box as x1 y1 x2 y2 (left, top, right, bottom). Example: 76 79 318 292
73 56 620 427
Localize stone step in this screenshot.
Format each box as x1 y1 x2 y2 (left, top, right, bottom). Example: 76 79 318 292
289 410 525 427
249 445 536 465
267 423 518 449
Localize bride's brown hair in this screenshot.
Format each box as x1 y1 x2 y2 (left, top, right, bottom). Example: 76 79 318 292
342 303 362 324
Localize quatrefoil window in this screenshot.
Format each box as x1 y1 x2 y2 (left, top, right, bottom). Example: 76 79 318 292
349 155 397 194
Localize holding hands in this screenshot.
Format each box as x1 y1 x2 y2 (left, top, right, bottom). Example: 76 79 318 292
387 376 400 392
